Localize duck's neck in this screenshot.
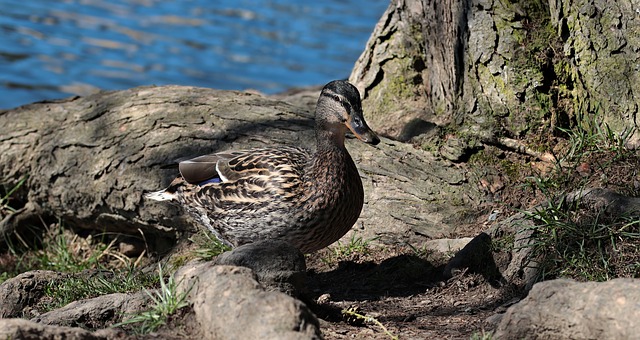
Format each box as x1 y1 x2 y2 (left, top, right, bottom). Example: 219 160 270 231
315 127 346 152
302 127 363 223
305 128 358 190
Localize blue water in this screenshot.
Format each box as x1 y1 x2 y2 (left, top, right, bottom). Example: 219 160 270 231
0 0 388 109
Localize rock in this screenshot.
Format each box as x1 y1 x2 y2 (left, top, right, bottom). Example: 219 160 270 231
213 239 307 297
175 264 321 340
32 291 150 329
439 137 471 162
0 270 68 318
442 232 504 285
173 260 217 293
494 278 640 340
116 236 146 257
566 187 640 216
445 188 640 290
483 313 504 329
424 237 473 254
0 318 107 340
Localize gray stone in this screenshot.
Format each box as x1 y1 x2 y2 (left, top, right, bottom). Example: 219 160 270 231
32 291 150 329
0 318 107 340
0 270 68 318
566 187 640 216
424 237 473 254
442 232 503 283
175 264 321 340
213 239 307 297
494 278 640 340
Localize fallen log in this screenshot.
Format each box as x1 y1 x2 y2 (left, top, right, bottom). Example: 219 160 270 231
0 85 483 251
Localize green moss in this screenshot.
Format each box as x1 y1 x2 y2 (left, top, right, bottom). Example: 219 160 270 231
495 0 576 138
168 254 191 269
499 158 522 180
385 70 413 102
448 195 466 207
467 145 493 167
491 233 515 253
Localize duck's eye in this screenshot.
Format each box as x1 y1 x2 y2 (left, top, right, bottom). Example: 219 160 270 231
328 93 342 103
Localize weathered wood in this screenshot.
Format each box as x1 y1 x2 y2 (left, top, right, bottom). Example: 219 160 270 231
0 85 485 251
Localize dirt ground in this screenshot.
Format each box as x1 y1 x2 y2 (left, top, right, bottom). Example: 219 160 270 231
151 234 512 340
305 245 513 339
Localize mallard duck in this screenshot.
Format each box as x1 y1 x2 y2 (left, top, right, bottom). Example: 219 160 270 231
146 80 379 253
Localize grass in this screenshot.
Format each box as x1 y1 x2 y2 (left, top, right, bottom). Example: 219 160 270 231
523 197 640 281
1 222 138 284
114 264 192 334
320 232 378 265
42 268 158 312
406 242 436 258
0 191 186 334
519 117 640 282
190 231 231 261
35 226 119 272
0 175 27 216
1 220 156 314
558 120 635 162
332 233 374 257
1 177 147 284
470 330 494 340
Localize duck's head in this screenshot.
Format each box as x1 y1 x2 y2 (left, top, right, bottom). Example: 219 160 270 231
316 80 380 145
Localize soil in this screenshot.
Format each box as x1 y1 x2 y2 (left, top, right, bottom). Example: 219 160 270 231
305 245 515 339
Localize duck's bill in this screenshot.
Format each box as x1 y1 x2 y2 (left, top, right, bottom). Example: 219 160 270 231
348 116 380 145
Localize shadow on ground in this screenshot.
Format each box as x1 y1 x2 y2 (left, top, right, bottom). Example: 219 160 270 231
307 254 442 301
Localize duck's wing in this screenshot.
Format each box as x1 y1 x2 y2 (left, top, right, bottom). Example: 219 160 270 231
179 147 310 185
178 152 242 184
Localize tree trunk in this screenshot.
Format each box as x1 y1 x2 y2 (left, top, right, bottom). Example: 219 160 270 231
549 0 640 135
349 0 467 138
350 0 640 147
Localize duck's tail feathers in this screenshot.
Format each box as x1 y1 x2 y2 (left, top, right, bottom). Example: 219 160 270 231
144 189 177 201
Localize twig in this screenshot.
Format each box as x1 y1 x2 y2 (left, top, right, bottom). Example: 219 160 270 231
487 137 556 163
342 308 398 340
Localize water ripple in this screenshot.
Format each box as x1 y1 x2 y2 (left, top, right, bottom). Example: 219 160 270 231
0 0 388 108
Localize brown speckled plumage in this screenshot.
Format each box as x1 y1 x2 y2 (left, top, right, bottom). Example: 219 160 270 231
146 80 379 253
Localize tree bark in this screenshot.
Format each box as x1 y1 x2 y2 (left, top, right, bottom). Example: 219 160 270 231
0 86 485 251
549 0 640 135
349 0 467 138
350 0 639 147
